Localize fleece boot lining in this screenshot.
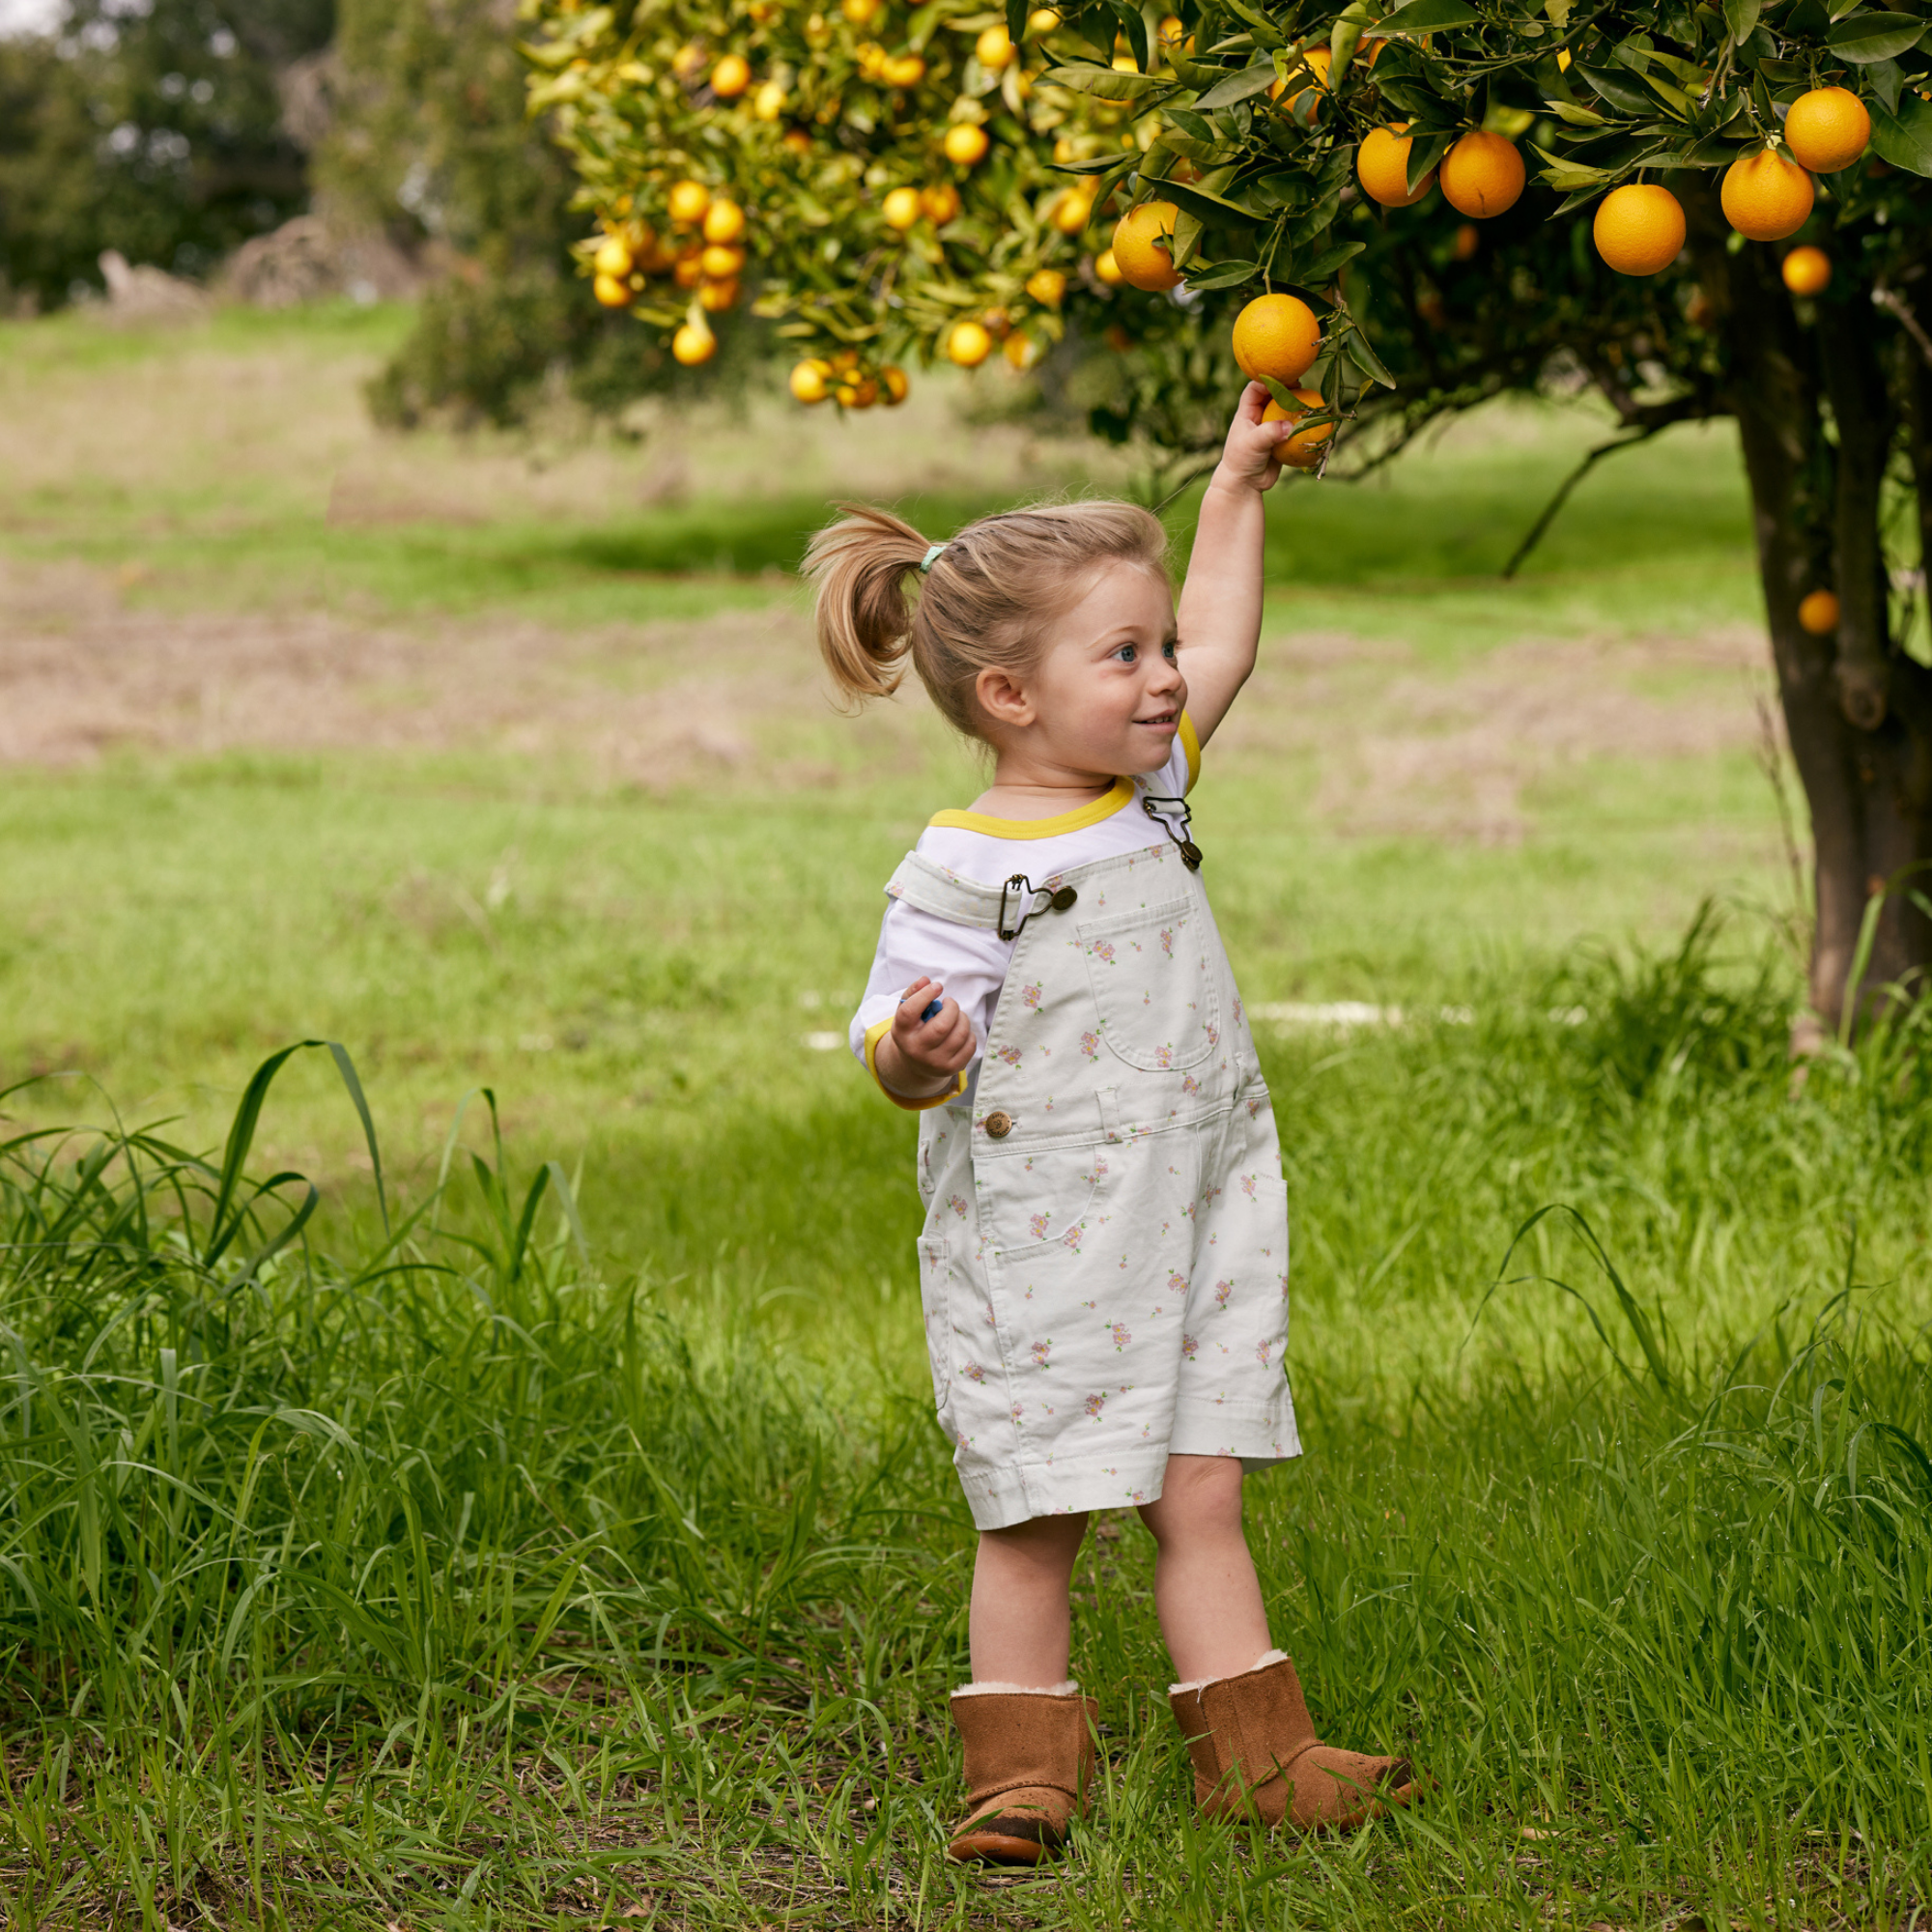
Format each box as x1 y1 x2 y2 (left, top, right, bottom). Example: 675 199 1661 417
1168 1647 1286 1697
952 1680 1080 1699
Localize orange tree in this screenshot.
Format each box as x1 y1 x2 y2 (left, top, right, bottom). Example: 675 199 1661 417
526 0 1932 1039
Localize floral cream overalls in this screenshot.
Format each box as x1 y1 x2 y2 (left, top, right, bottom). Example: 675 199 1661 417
886 826 1301 1531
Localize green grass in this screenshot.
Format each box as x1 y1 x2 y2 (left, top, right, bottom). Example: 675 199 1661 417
6 305 1916 1927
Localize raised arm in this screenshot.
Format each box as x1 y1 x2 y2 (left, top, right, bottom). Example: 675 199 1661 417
1175 381 1292 749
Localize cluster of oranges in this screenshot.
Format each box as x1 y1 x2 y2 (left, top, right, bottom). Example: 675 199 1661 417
587 180 750 365
789 350 912 407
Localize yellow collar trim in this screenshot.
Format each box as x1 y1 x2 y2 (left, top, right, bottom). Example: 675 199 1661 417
928 777 1135 840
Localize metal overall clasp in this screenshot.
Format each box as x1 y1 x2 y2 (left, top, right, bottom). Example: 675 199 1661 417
997 873 1080 942
1142 792 1204 869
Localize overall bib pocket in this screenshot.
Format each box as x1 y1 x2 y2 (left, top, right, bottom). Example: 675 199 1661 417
1078 895 1221 1072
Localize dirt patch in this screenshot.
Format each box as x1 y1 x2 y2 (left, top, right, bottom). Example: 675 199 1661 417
0 554 1772 837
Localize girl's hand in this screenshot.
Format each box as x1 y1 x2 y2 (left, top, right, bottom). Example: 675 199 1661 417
878 976 976 1096
1214 380 1295 494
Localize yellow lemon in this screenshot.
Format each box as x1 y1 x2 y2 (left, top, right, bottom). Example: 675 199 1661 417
947 319 993 365
944 123 990 166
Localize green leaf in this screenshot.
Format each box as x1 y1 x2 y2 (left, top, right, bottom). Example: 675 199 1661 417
1344 327 1397 388
1044 62 1170 98
1377 0 1481 31
1007 0 1029 56
1191 58 1281 106
1827 13 1925 60
1530 141 1614 185
1867 57 1902 111
1870 91 1932 172
1184 258 1264 287
1545 97 1610 125
1106 0 1151 74
1407 130 1453 191
1721 0 1762 41
1158 176 1267 223
1296 238 1368 283
1575 62 1659 114
1218 0 1286 49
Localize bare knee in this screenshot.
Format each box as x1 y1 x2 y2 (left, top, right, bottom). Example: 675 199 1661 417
978 1510 1089 1577
1138 1455 1246 1548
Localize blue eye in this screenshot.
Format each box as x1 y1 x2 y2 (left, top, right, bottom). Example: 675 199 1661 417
1118 642 1137 663
1163 639 1178 661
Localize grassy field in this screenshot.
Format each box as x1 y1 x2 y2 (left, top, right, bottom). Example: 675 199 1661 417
4 306 1928 1930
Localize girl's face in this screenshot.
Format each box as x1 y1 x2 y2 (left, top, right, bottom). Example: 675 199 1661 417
977 564 1185 778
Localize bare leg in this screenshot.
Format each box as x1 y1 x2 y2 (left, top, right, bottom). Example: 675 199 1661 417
968 1512 1090 1683
1135 1454 1272 1682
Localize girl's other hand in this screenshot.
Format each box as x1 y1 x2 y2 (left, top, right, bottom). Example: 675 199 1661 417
881 976 976 1095
1215 380 1294 494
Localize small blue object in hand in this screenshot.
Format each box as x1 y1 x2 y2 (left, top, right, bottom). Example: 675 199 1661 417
920 997 944 1023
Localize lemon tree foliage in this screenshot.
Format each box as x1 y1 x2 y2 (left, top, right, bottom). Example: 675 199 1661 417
528 0 1932 1037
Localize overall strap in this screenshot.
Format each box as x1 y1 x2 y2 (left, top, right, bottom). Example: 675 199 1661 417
885 852 1076 940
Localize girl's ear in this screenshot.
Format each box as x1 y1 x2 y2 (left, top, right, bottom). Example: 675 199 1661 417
976 663 1034 731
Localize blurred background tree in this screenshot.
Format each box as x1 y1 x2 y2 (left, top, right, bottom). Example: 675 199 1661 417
0 0 330 306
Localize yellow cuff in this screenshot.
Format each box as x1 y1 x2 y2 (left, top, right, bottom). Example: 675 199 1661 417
1179 709 1201 794
864 1016 967 1112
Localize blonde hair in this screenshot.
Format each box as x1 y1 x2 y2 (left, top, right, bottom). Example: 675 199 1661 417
803 498 1170 739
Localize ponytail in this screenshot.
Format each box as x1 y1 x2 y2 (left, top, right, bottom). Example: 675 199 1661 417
803 495 1170 740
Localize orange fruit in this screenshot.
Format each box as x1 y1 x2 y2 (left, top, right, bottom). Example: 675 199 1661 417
711 54 751 98
753 81 786 120
882 365 910 404
1232 292 1321 384
1356 124 1434 208
1094 246 1124 286
593 235 634 277
1005 331 1043 369
1027 7 1058 35
1452 222 1479 261
701 243 746 278
1720 150 1813 241
1799 589 1840 636
841 0 879 21
1784 87 1870 174
672 250 704 289
1051 190 1094 234
1592 184 1685 276
697 278 739 311
592 273 632 307
977 23 1014 67
781 127 812 155
1270 44 1329 109
672 320 716 365
1262 389 1332 469
1440 131 1524 217
948 320 993 365
790 358 832 403
671 42 705 78
922 184 961 223
1782 244 1831 296
884 186 922 230
668 180 711 225
702 198 747 243
1026 268 1066 306
944 123 990 166
1111 201 1182 290
883 54 925 86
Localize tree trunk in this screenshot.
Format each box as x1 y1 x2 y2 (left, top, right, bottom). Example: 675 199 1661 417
1685 185 1932 1042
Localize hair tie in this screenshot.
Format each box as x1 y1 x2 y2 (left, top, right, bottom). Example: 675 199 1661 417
920 542 947 574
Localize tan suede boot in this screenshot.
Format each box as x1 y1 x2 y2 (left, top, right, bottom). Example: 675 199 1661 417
1168 1650 1414 1832
945 1683 1098 1864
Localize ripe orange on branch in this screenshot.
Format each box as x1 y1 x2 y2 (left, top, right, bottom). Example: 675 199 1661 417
1441 132 1524 217
1783 87 1871 173
790 359 832 403
1356 124 1434 208
1111 201 1182 290
977 24 1014 68
1263 389 1333 470
944 123 990 166
672 318 716 365
1799 589 1840 636
1783 245 1832 295
668 180 711 225
922 184 961 224
884 186 922 230
948 320 993 366
703 198 747 244
1720 151 1813 241
1232 293 1321 384
593 273 632 307
711 54 751 98
1592 184 1685 276
1026 269 1067 306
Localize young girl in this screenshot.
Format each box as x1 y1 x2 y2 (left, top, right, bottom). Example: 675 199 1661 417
808 384 1415 1863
